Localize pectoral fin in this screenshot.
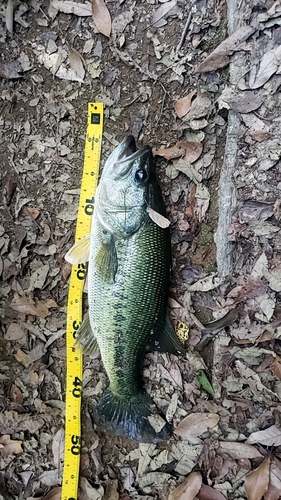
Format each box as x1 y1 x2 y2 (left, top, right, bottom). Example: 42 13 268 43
150 313 185 356
95 235 118 283
75 313 99 354
65 234 91 264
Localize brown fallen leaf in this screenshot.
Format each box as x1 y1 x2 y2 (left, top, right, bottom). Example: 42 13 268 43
51 0 92 16
174 90 196 118
175 413 220 442
68 48 85 81
249 130 270 142
195 25 255 74
20 206 40 219
154 141 203 164
103 479 119 500
244 458 270 500
168 471 202 500
92 0 111 37
270 359 281 380
14 344 46 368
10 384 23 405
264 459 281 499
218 441 263 460
264 484 280 500
195 52 230 73
9 295 58 318
0 60 23 79
183 92 212 122
197 484 227 500
42 487 62 500
4 323 26 341
0 435 23 455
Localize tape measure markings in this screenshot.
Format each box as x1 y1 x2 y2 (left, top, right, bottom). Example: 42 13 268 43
62 103 104 500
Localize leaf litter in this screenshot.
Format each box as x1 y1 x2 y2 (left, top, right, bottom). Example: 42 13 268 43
1 0 281 499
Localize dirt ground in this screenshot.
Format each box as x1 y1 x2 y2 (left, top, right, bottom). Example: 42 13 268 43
1 0 281 499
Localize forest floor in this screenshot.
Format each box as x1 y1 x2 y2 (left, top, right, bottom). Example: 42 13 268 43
1 0 281 499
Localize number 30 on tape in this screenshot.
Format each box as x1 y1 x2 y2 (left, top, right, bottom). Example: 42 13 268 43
62 103 104 500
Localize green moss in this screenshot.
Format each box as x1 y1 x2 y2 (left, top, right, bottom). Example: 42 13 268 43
202 21 228 54
198 223 214 250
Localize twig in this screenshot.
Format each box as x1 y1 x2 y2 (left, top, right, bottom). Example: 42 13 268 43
155 83 167 127
176 10 193 53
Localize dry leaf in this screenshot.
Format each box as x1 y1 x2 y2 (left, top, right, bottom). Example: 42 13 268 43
52 428 64 468
195 52 230 73
51 0 92 16
264 484 280 500
244 458 270 500
104 479 119 500
264 265 281 292
218 441 263 459
4 323 26 341
20 206 40 219
197 484 227 500
175 413 220 442
189 274 222 292
183 92 212 121
0 60 22 79
159 363 183 390
270 360 281 379
154 141 203 164
9 295 58 318
92 0 112 37
68 48 85 81
269 460 281 493
225 91 264 113
250 46 281 89
168 471 202 500
5 0 14 35
152 0 177 25
0 435 23 455
10 384 23 404
195 25 255 73
247 425 281 447
42 487 62 500
174 91 196 118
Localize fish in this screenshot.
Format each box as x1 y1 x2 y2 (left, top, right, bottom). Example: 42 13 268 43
65 135 185 443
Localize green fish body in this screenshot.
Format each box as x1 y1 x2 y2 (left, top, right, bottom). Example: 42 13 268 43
66 136 184 443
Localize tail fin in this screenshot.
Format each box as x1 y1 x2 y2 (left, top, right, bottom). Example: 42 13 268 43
94 390 172 443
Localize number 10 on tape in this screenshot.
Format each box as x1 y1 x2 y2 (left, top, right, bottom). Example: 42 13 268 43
62 103 104 500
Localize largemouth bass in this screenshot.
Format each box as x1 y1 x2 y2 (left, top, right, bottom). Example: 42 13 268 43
66 136 184 443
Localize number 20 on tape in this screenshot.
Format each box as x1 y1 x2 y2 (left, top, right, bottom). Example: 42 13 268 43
62 103 104 500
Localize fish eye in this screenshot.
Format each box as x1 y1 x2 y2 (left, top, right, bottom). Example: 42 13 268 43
135 168 147 182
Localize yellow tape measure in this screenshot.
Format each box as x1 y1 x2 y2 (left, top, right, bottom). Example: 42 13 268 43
62 103 104 500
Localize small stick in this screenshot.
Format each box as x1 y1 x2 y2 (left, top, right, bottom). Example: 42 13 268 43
176 10 193 53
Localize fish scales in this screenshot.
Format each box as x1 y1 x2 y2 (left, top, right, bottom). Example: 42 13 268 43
65 135 185 443
89 216 169 398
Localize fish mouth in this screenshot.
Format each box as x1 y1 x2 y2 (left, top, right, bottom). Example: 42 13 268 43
116 136 151 166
